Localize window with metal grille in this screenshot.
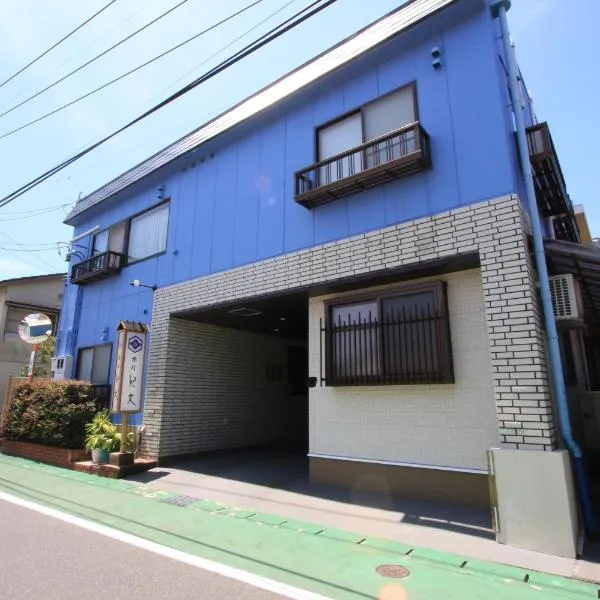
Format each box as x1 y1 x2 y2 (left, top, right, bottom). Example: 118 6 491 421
323 282 453 386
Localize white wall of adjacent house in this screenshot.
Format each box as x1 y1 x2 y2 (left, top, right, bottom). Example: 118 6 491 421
308 268 499 472
0 277 64 411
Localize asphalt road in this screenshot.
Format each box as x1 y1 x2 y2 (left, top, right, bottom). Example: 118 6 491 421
0 499 288 600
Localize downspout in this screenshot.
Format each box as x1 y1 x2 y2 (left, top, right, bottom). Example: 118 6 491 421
492 0 596 534
68 285 83 376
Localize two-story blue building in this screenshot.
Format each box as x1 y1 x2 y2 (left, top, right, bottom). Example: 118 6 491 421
56 0 599 542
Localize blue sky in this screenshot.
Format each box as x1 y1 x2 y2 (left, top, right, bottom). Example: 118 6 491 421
0 0 597 279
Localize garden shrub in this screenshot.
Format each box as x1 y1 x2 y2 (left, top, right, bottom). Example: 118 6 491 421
1 380 99 448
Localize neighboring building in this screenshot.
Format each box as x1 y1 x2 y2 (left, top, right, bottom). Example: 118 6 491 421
56 0 598 527
0 273 64 409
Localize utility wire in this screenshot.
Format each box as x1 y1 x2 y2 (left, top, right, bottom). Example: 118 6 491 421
0 231 58 271
0 0 269 140
0 0 337 210
0 201 73 216
0 0 192 120
0 246 59 252
0 0 118 91
65 1 298 179
152 0 297 104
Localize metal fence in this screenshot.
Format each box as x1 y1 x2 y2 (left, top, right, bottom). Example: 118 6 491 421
320 306 452 386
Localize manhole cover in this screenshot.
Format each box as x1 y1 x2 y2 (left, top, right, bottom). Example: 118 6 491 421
376 565 410 578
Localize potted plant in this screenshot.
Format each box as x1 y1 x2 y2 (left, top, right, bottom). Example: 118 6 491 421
85 410 119 465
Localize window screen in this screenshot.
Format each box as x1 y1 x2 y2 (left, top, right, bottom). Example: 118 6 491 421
318 113 362 184
331 301 380 379
76 344 111 384
93 230 108 255
128 203 169 262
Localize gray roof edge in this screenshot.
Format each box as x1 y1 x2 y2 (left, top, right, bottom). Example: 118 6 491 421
65 0 457 225
0 272 66 287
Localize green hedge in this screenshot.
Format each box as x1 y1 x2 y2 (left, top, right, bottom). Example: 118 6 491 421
2 380 99 449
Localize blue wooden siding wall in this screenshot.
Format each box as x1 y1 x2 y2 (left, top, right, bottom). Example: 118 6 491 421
57 5 523 421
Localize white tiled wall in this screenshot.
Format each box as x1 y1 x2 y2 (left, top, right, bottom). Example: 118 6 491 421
143 195 556 458
308 269 499 471
154 319 306 457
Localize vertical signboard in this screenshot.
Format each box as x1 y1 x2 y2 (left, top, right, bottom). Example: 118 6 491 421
111 322 148 414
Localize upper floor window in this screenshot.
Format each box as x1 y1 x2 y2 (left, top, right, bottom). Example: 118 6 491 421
128 202 169 263
93 221 126 256
91 201 169 265
295 83 430 207
317 84 417 182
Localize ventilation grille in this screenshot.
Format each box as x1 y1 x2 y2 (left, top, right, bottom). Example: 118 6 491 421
548 274 582 320
227 307 262 317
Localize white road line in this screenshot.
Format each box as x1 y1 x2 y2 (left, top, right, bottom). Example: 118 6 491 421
0 491 332 600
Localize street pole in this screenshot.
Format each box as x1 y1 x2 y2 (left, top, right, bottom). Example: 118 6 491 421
28 343 38 381
120 411 129 453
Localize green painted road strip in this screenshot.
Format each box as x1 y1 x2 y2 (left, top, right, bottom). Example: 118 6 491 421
0 454 597 600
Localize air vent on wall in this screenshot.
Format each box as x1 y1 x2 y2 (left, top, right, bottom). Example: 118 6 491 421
548 274 583 320
227 307 262 317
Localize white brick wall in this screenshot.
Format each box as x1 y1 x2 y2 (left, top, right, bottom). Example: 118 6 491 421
308 269 499 471
142 195 556 458
154 318 305 457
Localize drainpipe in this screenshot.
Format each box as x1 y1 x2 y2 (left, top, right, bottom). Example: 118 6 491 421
492 0 596 535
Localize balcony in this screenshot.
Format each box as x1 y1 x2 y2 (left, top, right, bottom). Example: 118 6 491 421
70 251 124 285
526 122 572 217
525 122 580 243
294 122 431 208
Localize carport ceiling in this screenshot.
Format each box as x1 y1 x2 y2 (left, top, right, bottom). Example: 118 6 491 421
174 292 308 340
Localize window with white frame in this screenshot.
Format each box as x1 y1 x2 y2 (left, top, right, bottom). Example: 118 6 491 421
317 84 417 184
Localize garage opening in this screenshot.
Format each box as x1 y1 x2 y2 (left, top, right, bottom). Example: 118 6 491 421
163 292 309 469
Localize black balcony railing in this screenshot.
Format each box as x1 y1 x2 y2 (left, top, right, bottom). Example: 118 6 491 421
70 251 124 285
295 122 431 208
319 305 453 387
526 123 571 215
525 122 580 243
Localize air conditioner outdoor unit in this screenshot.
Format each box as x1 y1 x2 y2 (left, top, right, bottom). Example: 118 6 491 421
548 274 583 320
51 355 73 380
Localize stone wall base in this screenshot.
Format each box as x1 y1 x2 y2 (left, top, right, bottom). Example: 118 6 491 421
309 456 490 508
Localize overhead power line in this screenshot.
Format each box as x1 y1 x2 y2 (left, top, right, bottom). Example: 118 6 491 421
0 0 338 210
0 231 58 271
0 0 270 140
0 203 74 222
16 0 297 171
0 0 192 120
0 0 118 91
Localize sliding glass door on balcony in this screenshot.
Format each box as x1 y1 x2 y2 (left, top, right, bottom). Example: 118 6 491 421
296 85 429 208
318 112 362 185
363 86 415 168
